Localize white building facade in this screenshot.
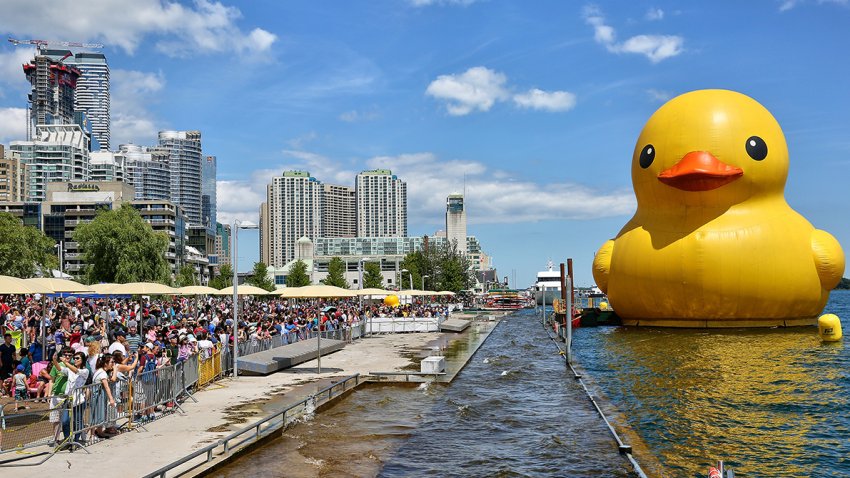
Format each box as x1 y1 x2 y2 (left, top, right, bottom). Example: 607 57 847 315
355 169 407 238
69 52 110 151
266 171 323 267
446 193 467 256
158 130 203 225
10 124 91 202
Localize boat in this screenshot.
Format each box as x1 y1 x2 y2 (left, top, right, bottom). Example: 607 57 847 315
532 261 562 305
481 289 527 311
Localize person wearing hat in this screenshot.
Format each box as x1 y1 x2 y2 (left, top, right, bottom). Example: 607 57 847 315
108 330 128 355
13 364 28 406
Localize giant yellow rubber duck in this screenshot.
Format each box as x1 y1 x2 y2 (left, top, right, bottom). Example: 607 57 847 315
592 89 844 327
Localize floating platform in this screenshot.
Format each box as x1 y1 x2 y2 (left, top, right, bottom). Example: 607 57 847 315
440 318 471 332
237 338 347 375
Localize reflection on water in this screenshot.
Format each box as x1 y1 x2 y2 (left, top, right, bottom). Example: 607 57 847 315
213 311 634 477
574 291 850 477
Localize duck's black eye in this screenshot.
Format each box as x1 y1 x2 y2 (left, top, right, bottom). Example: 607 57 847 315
639 144 655 169
745 136 767 161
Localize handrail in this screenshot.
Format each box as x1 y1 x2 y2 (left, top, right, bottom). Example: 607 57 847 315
143 374 360 478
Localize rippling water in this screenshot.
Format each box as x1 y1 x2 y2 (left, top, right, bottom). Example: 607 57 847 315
213 311 634 477
573 290 850 477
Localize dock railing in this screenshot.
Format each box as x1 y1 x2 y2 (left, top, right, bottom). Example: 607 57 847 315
142 374 361 478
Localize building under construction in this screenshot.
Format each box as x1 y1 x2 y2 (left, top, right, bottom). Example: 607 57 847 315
23 49 82 134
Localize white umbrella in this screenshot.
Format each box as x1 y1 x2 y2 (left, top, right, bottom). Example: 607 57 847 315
215 285 270 296
25 277 93 294
354 288 389 296
0 275 52 294
176 285 220 295
272 284 356 298
106 282 178 295
89 283 118 295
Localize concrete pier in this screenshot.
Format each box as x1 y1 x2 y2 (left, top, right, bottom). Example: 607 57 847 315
440 318 471 332
237 338 347 375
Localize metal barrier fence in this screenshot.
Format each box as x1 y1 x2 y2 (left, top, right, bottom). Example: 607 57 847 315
143 374 361 478
366 316 443 334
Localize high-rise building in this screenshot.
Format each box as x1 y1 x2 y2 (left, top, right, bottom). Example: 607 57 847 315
216 222 231 267
118 144 171 201
321 184 355 238
89 151 125 181
158 130 203 225
10 124 91 201
0 146 29 202
23 50 81 135
202 155 216 232
446 193 467 256
259 201 270 265
266 171 322 267
355 169 407 238
68 52 110 151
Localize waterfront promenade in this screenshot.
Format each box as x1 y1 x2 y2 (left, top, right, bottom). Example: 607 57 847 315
28 331 444 476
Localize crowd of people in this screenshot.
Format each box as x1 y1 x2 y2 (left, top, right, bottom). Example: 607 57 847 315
0 294 451 399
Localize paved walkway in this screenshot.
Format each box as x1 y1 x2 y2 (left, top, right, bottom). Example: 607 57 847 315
20 332 444 476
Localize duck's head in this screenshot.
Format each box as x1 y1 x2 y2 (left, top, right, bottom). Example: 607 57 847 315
632 89 788 211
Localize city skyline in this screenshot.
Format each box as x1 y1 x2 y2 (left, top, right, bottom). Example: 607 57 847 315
1 1 849 286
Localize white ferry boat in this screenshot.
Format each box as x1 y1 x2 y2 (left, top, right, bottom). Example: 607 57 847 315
532 261 562 305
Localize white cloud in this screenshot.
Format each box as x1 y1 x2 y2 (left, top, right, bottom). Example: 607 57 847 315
0 0 276 57
365 152 634 225
780 0 848 10
0 107 28 144
110 69 165 145
513 89 577 112
0 48 37 96
216 179 266 225
426 67 577 116
339 109 380 122
645 8 664 20
646 88 672 102
583 5 683 63
409 0 479 6
426 66 509 115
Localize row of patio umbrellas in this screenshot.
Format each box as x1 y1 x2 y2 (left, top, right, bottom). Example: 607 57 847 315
0 276 455 298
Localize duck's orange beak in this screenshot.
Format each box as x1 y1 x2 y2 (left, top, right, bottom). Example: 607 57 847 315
658 151 743 192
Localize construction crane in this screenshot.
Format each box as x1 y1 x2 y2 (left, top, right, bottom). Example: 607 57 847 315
8 37 103 53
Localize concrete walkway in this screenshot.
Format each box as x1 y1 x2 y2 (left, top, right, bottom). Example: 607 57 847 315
24 332 445 476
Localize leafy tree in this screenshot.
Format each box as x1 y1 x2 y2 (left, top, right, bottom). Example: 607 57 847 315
398 239 472 293
322 257 350 288
286 259 311 287
74 204 170 284
836 277 850 290
209 263 233 290
247 261 276 291
363 261 384 289
176 264 197 287
0 212 57 278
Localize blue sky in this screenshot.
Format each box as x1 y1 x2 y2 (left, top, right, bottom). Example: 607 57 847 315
1 0 849 286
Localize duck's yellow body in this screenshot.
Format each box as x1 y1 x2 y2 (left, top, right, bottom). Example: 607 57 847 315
592 90 844 327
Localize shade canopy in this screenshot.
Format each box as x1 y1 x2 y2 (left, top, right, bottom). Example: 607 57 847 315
89 283 118 294
436 291 456 296
25 278 94 294
396 289 435 296
106 282 178 296
176 285 220 295
272 284 356 298
215 285 269 296
0 275 53 294
354 288 389 296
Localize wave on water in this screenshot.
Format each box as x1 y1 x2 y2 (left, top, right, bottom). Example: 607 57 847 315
483 357 490 364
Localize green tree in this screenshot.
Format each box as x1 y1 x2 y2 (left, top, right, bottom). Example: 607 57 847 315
74 204 170 284
363 261 384 289
286 259 311 287
322 257 350 288
175 264 197 287
247 261 276 291
209 263 233 290
398 239 472 293
836 277 850 290
0 212 58 278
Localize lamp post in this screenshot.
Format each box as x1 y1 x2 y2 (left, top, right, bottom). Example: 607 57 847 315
421 274 429 291
55 241 64 276
400 268 413 290
231 219 258 379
